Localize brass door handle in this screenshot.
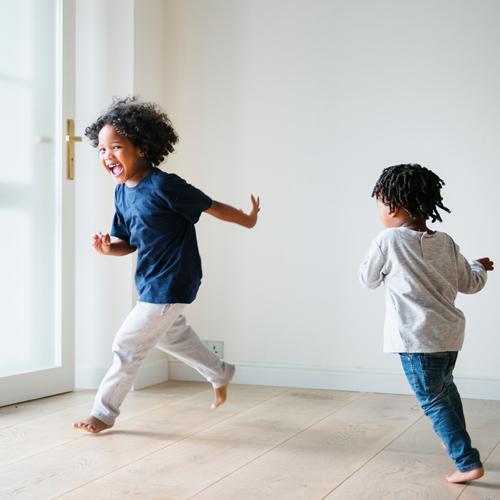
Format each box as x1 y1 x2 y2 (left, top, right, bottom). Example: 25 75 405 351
65 119 82 180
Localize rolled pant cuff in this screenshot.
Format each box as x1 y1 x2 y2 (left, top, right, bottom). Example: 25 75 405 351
458 462 483 473
91 411 116 426
212 363 235 389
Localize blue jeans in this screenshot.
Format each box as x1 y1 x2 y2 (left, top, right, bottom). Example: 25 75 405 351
399 352 482 472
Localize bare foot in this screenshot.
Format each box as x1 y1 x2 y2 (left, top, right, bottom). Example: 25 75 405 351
446 467 484 483
73 416 112 434
211 364 235 410
212 384 229 410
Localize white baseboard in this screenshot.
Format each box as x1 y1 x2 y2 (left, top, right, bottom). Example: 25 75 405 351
75 359 169 390
133 359 169 390
168 361 500 401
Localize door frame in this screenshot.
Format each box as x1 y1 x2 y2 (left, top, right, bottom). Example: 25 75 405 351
0 0 75 406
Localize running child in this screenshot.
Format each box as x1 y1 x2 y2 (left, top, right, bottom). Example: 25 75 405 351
74 97 260 433
359 164 493 483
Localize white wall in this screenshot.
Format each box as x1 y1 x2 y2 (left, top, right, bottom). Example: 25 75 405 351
74 0 500 399
75 0 134 388
158 0 500 399
75 0 171 389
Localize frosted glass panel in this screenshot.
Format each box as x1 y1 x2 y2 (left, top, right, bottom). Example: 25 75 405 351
0 83 33 183
0 0 57 376
0 0 34 80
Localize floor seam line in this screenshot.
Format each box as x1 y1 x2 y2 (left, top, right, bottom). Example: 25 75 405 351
456 435 500 499
319 410 425 498
51 387 290 499
0 388 214 470
187 393 366 499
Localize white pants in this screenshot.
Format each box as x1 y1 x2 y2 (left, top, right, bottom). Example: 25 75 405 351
91 302 235 425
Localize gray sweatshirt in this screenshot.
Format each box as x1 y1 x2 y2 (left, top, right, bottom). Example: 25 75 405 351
359 227 487 353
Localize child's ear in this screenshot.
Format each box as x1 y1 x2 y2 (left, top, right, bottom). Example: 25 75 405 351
389 207 401 218
138 150 145 157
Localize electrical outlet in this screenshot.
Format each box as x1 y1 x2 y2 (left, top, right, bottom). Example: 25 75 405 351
203 340 224 359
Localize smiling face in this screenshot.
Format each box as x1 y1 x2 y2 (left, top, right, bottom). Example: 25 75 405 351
98 124 149 187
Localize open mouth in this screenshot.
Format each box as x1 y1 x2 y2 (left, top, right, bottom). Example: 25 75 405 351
107 163 124 177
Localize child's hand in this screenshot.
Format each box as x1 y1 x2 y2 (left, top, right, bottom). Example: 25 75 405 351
477 257 494 271
91 232 111 255
245 194 260 228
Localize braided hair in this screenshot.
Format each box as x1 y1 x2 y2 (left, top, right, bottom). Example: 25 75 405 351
85 97 179 166
371 164 451 223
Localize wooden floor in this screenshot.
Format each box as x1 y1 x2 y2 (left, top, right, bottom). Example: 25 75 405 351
1 382 500 500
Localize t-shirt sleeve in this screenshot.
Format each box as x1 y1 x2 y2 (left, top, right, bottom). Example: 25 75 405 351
110 209 130 241
157 173 213 224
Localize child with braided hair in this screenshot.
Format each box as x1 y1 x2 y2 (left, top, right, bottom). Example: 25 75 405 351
359 164 493 483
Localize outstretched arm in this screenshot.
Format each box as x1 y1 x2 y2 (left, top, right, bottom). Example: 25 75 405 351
91 232 136 256
205 195 260 228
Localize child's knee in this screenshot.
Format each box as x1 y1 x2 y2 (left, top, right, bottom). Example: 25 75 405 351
112 341 146 365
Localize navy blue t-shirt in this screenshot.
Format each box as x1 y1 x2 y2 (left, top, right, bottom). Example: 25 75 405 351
111 167 212 304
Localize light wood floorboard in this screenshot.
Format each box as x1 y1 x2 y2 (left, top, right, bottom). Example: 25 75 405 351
191 393 421 500
58 389 360 499
0 382 498 500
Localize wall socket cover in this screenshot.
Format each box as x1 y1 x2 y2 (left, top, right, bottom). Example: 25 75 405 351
203 340 224 359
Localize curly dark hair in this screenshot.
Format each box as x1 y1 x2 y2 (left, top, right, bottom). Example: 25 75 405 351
85 97 179 166
371 164 451 223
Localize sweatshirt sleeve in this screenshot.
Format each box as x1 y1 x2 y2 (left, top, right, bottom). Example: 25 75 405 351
359 239 387 289
455 244 487 294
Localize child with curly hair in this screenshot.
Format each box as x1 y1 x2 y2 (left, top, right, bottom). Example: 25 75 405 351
74 98 260 433
359 164 493 483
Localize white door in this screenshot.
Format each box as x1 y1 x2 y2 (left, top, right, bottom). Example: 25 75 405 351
0 0 76 406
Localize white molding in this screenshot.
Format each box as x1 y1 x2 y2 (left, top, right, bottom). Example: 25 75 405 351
168 361 500 401
75 359 169 390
